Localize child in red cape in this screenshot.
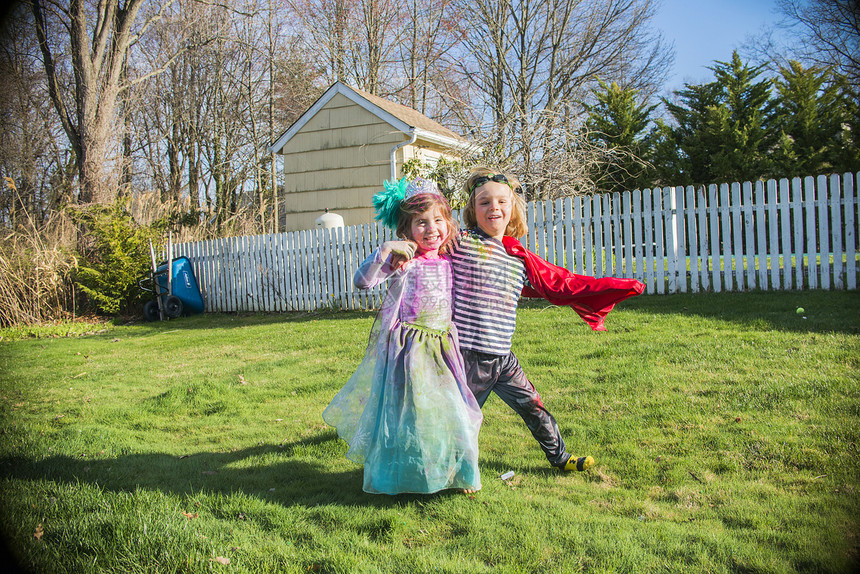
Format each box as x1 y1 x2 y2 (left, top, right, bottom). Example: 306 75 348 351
449 167 644 472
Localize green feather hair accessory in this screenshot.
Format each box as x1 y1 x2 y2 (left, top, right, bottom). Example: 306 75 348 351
372 178 409 230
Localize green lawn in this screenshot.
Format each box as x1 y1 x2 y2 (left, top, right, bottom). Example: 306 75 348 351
1 290 858 573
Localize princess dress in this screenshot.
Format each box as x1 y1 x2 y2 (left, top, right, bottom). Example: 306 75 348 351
323 249 482 494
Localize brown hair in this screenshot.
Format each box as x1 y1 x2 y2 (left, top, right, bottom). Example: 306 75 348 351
461 167 528 238
395 193 459 254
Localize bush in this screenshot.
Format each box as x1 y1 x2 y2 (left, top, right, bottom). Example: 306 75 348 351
0 212 77 327
402 157 470 209
69 200 165 316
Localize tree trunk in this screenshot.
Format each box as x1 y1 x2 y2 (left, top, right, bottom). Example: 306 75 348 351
32 0 146 204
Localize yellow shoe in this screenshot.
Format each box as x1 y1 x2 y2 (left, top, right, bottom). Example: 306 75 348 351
562 455 594 472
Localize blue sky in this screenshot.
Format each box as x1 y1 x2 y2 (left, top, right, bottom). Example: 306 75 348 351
651 0 787 91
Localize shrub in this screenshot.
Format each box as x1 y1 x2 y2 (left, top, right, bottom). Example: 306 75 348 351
69 200 166 316
402 157 470 209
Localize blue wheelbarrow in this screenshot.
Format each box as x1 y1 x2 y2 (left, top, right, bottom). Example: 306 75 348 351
140 239 204 321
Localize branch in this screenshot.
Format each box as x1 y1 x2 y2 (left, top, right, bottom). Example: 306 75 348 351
121 35 219 92
90 0 117 73
128 0 177 49
30 0 79 150
189 0 257 18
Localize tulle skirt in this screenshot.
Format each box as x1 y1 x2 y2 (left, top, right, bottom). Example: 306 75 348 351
323 321 482 494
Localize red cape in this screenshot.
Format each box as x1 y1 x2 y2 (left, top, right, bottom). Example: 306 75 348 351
502 236 645 331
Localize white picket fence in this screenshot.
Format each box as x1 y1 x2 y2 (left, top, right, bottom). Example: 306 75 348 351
173 173 859 312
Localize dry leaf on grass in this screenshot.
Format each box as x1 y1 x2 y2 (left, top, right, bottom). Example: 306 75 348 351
33 524 43 541
211 556 230 565
183 512 198 519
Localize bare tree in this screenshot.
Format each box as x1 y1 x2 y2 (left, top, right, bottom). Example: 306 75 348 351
345 0 401 93
268 0 277 232
745 0 859 85
124 0 323 231
6 0 670 232
123 0 217 211
30 0 172 203
449 0 671 198
286 0 406 94
283 0 351 82
777 0 859 84
0 6 74 224
271 39 324 126
397 0 462 116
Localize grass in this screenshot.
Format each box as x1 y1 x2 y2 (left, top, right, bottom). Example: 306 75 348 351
0 317 120 342
1 290 858 573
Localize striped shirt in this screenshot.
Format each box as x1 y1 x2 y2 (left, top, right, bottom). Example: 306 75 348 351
451 229 528 355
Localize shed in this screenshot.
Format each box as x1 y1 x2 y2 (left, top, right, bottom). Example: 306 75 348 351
269 82 474 231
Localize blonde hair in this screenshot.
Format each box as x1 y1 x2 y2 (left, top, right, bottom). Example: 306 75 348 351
462 167 528 238
395 193 459 254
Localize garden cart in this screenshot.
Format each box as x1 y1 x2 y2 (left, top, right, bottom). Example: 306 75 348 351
139 234 204 321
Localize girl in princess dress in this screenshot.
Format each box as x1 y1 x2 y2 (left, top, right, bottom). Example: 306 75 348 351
323 178 482 495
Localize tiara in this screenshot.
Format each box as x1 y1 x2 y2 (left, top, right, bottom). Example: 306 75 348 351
405 177 442 198
372 177 444 230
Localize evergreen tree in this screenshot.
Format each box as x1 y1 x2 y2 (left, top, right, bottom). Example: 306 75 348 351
772 61 843 178
659 82 724 186
711 53 778 181
657 52 778 185
832 79 860 175
585 80 658 192
648 118 688 187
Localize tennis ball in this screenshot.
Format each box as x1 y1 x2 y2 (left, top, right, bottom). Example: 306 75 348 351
796 307 805 314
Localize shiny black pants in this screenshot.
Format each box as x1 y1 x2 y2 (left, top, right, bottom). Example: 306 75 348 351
461 349 568 467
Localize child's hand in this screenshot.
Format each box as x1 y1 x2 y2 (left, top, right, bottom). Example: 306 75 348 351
381 240 417 271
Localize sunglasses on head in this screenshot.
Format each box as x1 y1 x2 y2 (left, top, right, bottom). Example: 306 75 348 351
469 173 512 193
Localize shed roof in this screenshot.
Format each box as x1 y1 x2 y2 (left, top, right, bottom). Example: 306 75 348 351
269 82 473 154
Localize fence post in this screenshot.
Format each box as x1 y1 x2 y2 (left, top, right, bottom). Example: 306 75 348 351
818 174 831 289
555 198 565 269
563 197 574 272
845 172 857 290
675 186 687 293
792 178 805 289
573 196 583 274
632 190 644 282
603 193 613 277
622 191 633 279
592 195 604 277
766 179 780 290
527 201 537 253
805 176 817 289
731 182 744 291
718 183 731 291
643 188 655 293
779 179 792 290
743 181 767 289
830 174 844 290
686 185 700 292
583 196 594 277
653 188 665 294
664 186 678 293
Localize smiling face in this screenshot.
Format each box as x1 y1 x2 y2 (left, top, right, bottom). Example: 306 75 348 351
473 182 513 239
408 205 449 255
